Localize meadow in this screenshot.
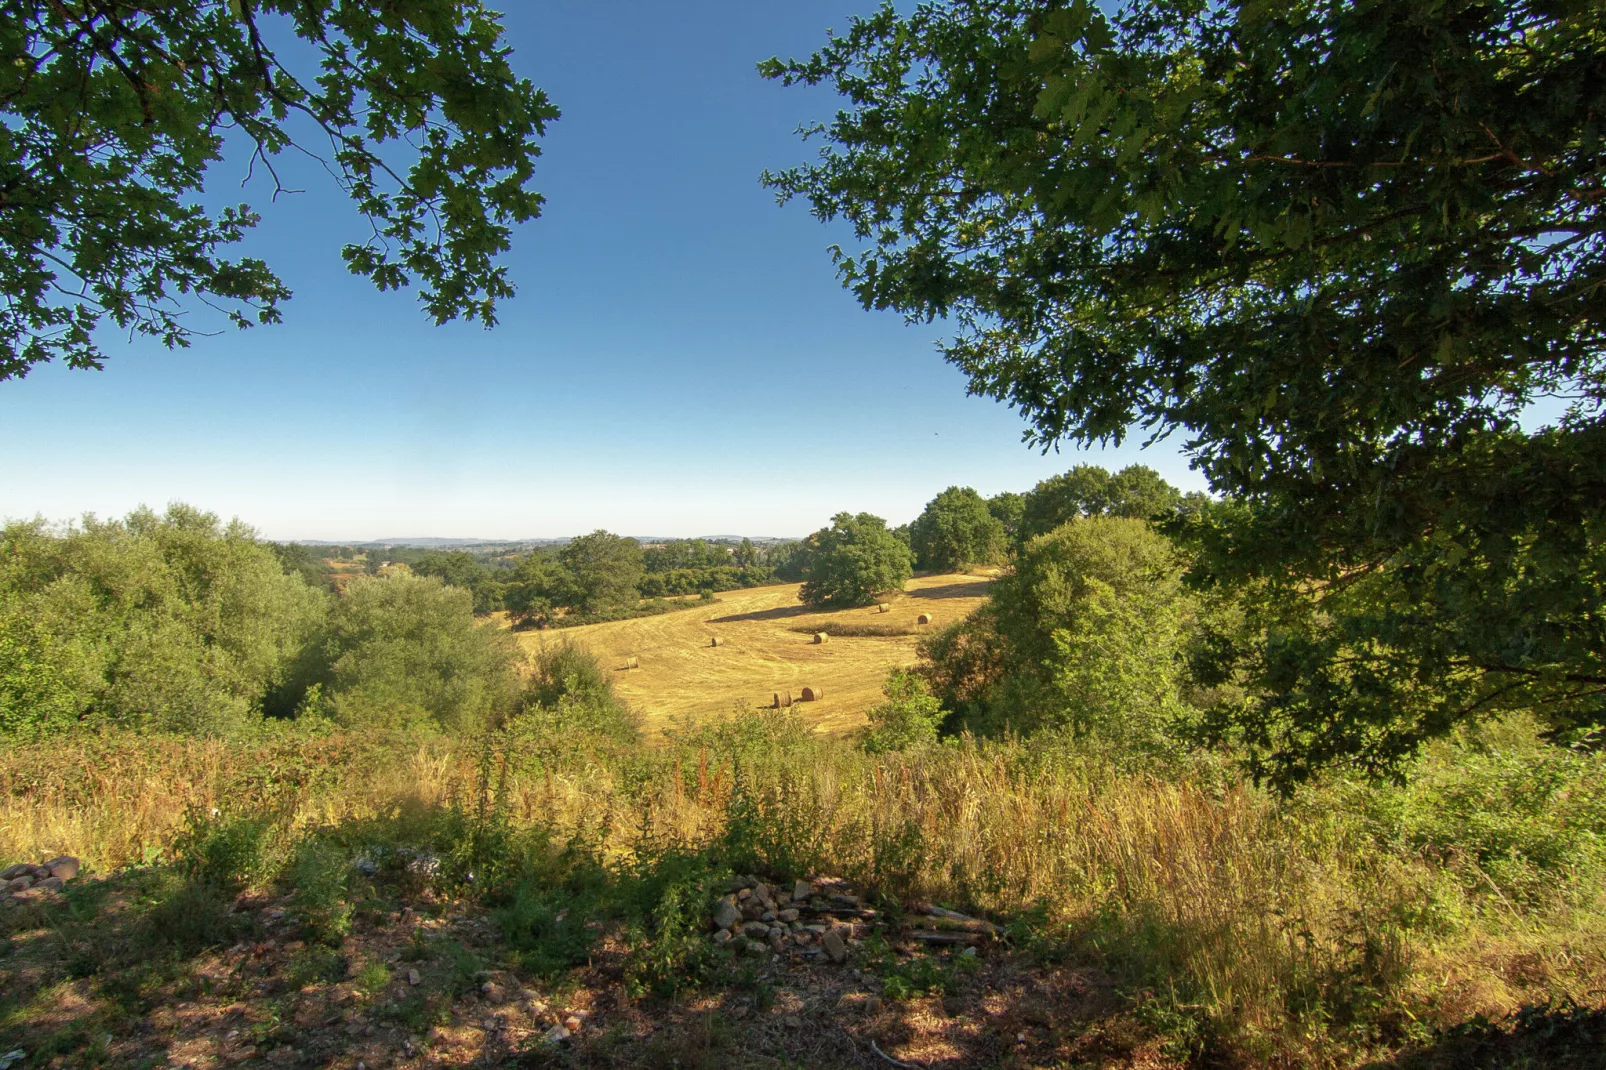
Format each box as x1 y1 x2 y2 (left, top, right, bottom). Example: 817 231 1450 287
507 573 994 735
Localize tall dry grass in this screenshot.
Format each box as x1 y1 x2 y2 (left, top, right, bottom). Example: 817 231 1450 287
3 717 1601 1064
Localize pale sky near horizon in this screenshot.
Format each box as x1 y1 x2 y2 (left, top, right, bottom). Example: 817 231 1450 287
0 1 1206 542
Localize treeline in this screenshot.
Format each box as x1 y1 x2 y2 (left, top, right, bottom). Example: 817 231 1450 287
262 535 802 628
0 507 522 739
784 463 1198 610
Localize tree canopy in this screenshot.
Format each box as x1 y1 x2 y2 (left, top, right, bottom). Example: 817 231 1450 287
1017 464 1183 543
1 0 556 380
909 485 1006 571
765 0 1606 782
799 512 913 607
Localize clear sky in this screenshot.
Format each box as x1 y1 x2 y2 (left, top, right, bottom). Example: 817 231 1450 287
0 1 1205 542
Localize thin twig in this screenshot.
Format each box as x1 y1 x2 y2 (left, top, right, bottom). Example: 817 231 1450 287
871 1040 919 1069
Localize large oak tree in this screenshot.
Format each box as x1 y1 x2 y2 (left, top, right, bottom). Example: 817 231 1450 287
765 0 1606 783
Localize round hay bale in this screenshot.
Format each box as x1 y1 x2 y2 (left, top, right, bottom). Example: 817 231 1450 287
623 656 639 670
801 686 824 702
916 613 933 625
710 636 724 647
774 691 793 709
812 632 829 644
877 603 891 613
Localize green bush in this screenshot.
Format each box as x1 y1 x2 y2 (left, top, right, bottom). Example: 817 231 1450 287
863 670 946 753
284 838 353 943
0 505 327 737
319 571 522 733
170 807 277 890
518 641 639 745
1351 716 1606 906
926 516 1191 750
0 611 77 739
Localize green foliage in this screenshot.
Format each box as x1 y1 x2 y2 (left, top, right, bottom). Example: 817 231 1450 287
863 670 946 753
559 531 645 615
637 566 773 598
909 486 1006 571
0 0 557 380
764 0 1606 780
798 512 913 608
502 548 573 628
268 543 334 591
0 611 77 740
495 880 602 978
410 551 503 615
0 506 328 736
320 571 521 733
643 539 730 572
171 807 277 891
1018 465 1183 544
986 491 1025 541
1345 717 1606 907
929 517 1191 748
504 532 646 625
519 641 639 746
284 839 352 943
765 540 809 582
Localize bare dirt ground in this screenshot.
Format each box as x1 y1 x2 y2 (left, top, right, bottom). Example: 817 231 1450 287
508 574 994 736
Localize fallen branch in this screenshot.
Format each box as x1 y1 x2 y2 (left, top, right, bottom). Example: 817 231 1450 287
871 1040 919 1068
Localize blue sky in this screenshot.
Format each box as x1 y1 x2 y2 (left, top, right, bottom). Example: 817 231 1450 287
0 1 1203 541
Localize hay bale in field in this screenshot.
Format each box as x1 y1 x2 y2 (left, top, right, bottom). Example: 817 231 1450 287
709 636 724 647
773 691 793 708
916 613 933 625
812 632 829 644
623 656 639 670
800 686 824 702
877 603 891 613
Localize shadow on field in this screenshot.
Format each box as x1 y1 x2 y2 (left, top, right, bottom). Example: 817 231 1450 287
1362 1002 1606 1070
907 579 993 602
708 604 815 624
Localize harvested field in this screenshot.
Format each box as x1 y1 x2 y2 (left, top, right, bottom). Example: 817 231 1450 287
508 573 993 735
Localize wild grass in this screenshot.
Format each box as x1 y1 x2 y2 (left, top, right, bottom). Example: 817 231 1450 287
1 712 1601 1066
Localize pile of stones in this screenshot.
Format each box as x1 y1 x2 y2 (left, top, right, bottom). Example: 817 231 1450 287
0 856 80 905
708 876 872 963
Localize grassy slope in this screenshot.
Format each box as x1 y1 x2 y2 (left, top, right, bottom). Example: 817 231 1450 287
508 573 994 735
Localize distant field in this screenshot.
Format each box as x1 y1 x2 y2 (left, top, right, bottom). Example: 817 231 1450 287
507 573 994 735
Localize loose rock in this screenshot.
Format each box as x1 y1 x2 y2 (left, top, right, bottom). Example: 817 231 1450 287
712 898 740 930
822 929 848 963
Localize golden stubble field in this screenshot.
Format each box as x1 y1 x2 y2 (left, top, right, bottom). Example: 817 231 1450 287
508 572 993 735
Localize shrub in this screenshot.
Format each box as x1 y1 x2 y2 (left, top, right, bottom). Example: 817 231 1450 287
928 516 1191 749
0 611 78 739
284 838 353 943
319 572 522 733
0 505 327 737
519 641 639 746
863 670 946 753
